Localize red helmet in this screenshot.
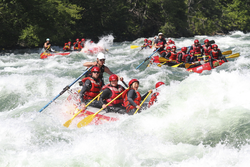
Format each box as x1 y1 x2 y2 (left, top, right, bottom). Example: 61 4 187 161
204 39 209 43
65 43 67 45
155 82 165 88
144 39 148 42
81 38 85 41
212 44 218 48
129 79 139 87
76 38 79 41
109 74 118 81
90 41 93 43
91 66 100 72
194 39 199 44
171 46 176 49
166 46 171 50
68 41 71 44
148 40 152 43
181 47 187 52
189 50 194 53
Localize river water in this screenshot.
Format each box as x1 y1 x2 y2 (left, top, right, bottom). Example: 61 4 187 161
1 32 250 167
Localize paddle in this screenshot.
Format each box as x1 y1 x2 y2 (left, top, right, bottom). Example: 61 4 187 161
63 91 103 128
136 48 160 69
133 91 151 115
226 53 240 58
171 62 183 68
122 80 128 88
130 45 140 49
38 66 94 112
77 87 129 128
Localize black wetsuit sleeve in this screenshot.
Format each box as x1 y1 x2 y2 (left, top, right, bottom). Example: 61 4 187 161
127 89 138 107
201 47 205 55
210 51 217 61
99 88 112 105
79 79 92 103
177 53 182 62
165 52 171 59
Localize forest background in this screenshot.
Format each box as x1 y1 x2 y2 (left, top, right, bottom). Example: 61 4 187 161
0 0 249 49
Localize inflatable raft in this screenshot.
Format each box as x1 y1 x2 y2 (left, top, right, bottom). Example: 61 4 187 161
40 52 71 59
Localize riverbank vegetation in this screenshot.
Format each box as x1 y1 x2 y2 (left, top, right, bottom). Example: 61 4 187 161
0 0 249 49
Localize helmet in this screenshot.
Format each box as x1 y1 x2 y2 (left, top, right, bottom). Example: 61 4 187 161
194 39 199 44
148 40 152 43
91 66 100 72
181 47 187 52
155 82 165 88
109 74 118 81
68 41 71 44
166 46 171 50
76 38 79 41
158 32 163 36
65 43 67 45
168 38 171 41
144 39 148 42
129 79 139 87
212 44 218 48
81 38 85 41
90 41 93 43
171 45 176 49
204 39 209 43
97 52 106 60
46 38 50 41
189 50 194 53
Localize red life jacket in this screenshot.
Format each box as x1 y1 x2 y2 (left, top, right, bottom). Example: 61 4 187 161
167 40 175 45
202 45 211 55
156 38 166 49
102 84 124 106
148 92 159 108
192 44 202 54
124 89 141 112
81 77 102 100
211 49 220 59
169 51 177 60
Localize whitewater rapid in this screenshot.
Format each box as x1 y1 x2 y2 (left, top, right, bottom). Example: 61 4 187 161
1 32 250 167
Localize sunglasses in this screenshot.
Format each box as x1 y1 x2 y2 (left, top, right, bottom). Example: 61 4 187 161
92 71 100 74
99 59 105 61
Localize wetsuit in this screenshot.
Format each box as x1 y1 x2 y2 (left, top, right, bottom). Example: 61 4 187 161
44 42 53 53
209 49 228 69
125 89 149 115
99 85 126 114
79 78 102 108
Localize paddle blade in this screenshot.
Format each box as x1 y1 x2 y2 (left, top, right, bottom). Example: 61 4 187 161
130 45 140 49
227 53 240 59
185 63 192 69
172 63 182 68
77 114 95 128
222 50 232 55
158 57 168 63
209 40 215 44
63 119 72 128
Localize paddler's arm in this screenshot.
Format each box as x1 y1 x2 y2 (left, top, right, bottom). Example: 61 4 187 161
79 80 92 109
83 61 97 68
99 88 112 109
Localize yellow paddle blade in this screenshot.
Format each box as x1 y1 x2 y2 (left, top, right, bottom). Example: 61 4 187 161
172 63 183 68
157 61 167 67
130 45 140 49
226 53 240 58
222 50 232 55
63 119 73 128
195 54 201 56
185 63 192 69
77 114 96 128
158 57 168 63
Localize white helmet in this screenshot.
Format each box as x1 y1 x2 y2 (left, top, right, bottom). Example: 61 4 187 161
97 52 106 59
168 38 171 41
158 32 163 36
46 38 50 41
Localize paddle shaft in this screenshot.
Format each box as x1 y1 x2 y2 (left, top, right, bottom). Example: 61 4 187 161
39 66 94 112
133 91 151 115
136 48 160 69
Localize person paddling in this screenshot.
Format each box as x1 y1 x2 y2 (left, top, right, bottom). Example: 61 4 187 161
99 74 126 114
124 79 152 115
83 52 123 86
79 66 102 110
148 82 165 108
154 33 168 57
44 38 55 53
209 44 228 69
201 39 212 61
189 39 202 56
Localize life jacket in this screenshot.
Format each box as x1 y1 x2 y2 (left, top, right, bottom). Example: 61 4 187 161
169 51 177 60
177 51 186 62
202 44 211 56
44 42 51 50
81 77 102 100
211 49 220 59
63 44 70 51
167 40 175 45
102 84 124 106
148 92 159 108
74 42 80 50
156 38 166 50
192 44 202 54
124 89 141 112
